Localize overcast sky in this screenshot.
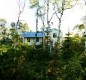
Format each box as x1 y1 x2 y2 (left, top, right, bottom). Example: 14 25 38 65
0 0 85 35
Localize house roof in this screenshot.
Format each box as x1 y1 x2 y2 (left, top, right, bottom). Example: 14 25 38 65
22 32 44 38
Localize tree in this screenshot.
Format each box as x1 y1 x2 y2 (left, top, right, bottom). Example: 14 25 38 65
51 0 78 53
29 0 78 51
9 22 16 45
12 0 27 49
29 0 41 47
52 31 84 79
73 24 85 36
10 21 21 48
0 19 7 27
61 32 74 59
16 0 26 34
10 22 16 36
0 19 9 43
18 21 29 32
62 31 84 60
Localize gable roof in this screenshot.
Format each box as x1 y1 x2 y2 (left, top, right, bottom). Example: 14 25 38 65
22 32 44 38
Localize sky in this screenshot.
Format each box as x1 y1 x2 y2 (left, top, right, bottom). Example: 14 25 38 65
0 0 85 36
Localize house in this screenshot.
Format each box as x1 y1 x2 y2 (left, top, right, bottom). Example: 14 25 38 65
45 28 62 46
22 32 44 45
22 28 62 46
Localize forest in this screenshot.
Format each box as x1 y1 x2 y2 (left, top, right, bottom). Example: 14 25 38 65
0 0 86 80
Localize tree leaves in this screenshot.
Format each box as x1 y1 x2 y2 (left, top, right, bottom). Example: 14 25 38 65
0 19 7 27
29 0 39 8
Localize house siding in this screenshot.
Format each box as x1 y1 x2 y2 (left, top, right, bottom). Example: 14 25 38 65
22 28 62 46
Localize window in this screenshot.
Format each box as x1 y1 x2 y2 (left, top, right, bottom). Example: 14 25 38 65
53 33 57 38
27 38 30 42
36 38 39 42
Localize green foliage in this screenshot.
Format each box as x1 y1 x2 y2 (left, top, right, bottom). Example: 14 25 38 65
63 58 82 80
0 44 50 80
61 33 84 60
0 38 13 45
0 18 7 27
18 21 29 32
79 53 86 80
73 24 85 31
50 32 85 80
0 33 86 80
29 0 39 8
62 37 74 59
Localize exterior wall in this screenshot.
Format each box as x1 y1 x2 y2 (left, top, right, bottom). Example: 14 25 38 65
36 38 43 45
29 38 35 45
49 28 62 46
22 28 62 47
23 37 42 45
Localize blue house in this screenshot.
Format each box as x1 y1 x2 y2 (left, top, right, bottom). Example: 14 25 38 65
22 28 62 46
22 32 44 45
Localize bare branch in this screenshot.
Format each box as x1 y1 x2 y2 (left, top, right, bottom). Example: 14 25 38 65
49 12 55 22
17 0 26 23
18 0 26 15
55 11 60 19
16 0 26 34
